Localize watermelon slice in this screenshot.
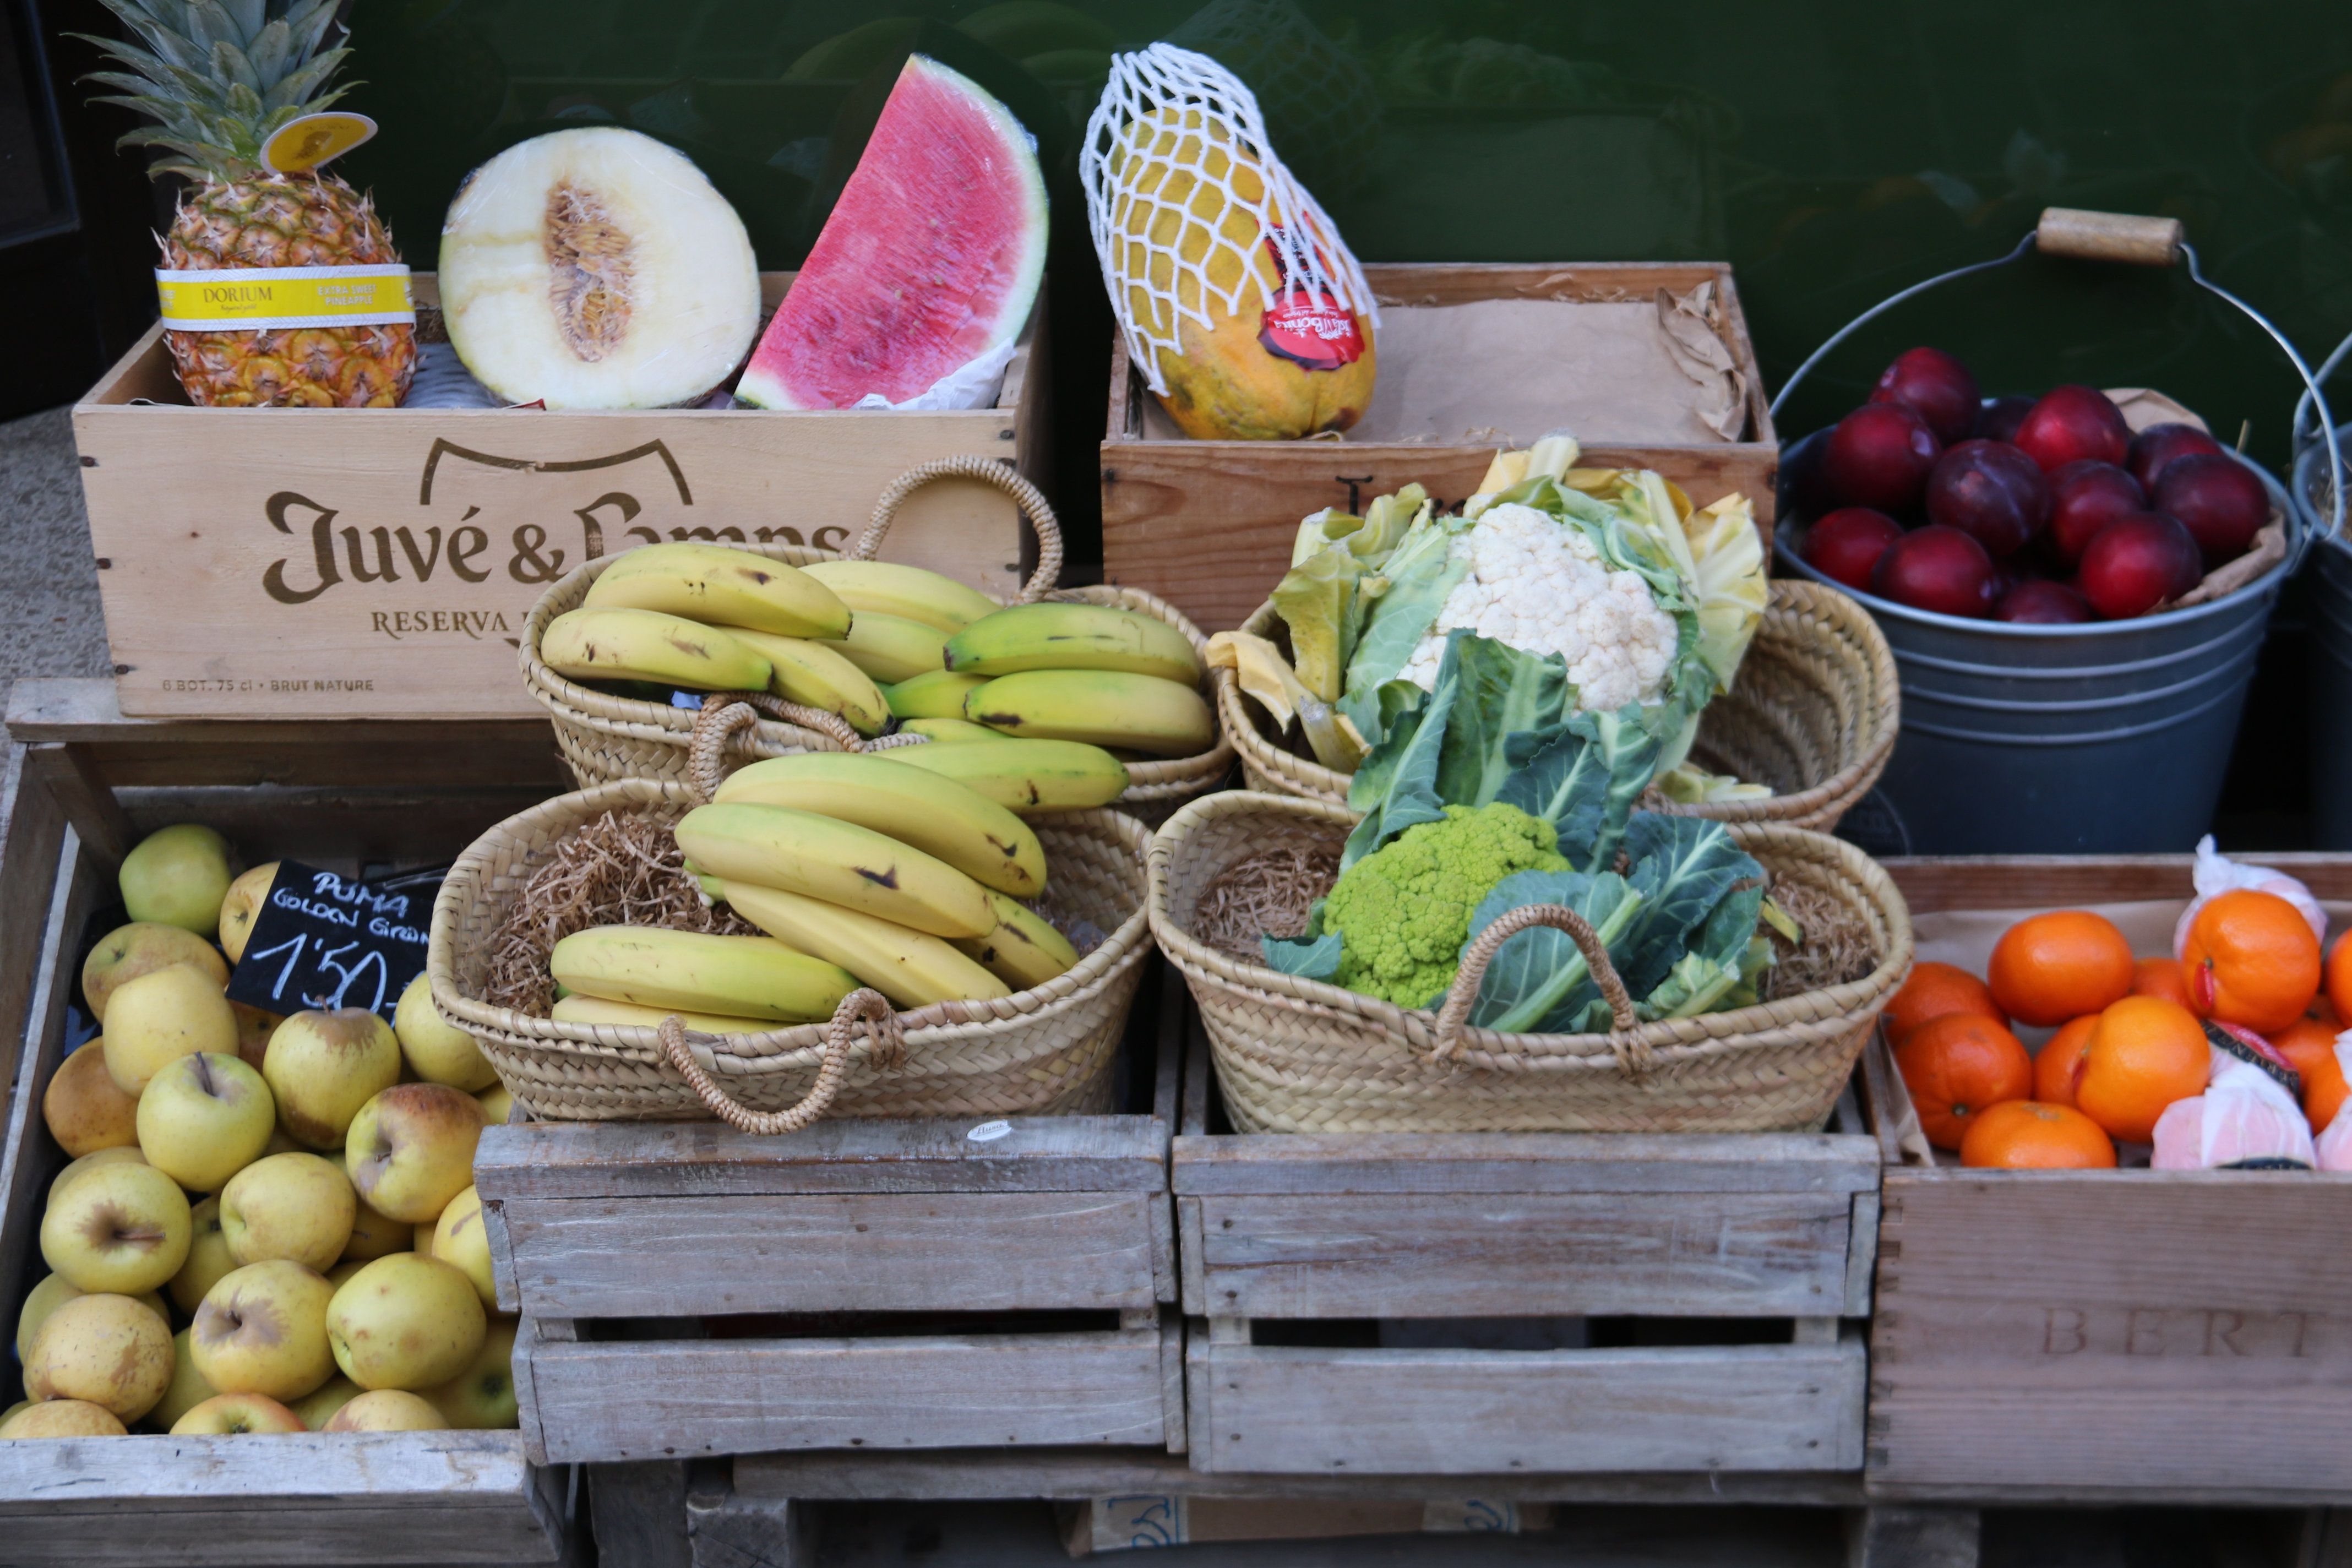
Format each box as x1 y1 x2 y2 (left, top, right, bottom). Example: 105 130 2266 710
738 56 1048 411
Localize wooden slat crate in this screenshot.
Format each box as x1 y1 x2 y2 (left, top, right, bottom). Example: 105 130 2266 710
1867 854 2352 1505
1098 262 1776 631
472 993 1183 1467
1172 1021 1876 1479
0 726 571 1565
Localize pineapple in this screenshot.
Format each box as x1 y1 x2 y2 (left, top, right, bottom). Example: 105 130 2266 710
81 0 415 407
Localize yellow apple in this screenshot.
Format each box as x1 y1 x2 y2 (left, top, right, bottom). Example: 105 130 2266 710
429 1186 496 1309
137 1052 275 1194
393 973 498 1092
0 1399 126 1438
42 1042 140 1158
325 1388 443 1432
148 1328 218 1430
190 1260 334 1401
48 1147 146 1207
81 921 228 1023
289 1374 362 1430
170 1196 235 1316
411 1221 435 1254
24 1292 174 1420
340 1189 411 1263
424 1316 519 1429
347 1084 483 1225
219 1152 354 1271
230 1004 280 1073
102 965 238 1097
326 1255 485 1391
476 1085 514 1125
118 824 236 938
41 1161 190 1294
325 1259 366 1291
18 1273 165 1364
170 1392 303 1435
217 862 280 964
263 1010 400 1149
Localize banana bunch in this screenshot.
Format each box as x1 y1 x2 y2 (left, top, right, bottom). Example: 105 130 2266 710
938 603 1216 758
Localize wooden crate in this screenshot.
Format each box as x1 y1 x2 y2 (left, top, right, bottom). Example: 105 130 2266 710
0 705 572 1565
471 990 1183 1467
74 274 1047 720
1098 262 1776 631
1172 1022 1875 1479
1867 854 2352 1504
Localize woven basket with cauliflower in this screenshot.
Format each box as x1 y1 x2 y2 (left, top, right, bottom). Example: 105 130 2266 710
1211 436 1899 832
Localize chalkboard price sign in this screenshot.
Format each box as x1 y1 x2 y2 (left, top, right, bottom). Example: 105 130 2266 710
225 861 445 1022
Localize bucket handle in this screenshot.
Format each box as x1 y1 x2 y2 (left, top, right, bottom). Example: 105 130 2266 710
1770 206 2344 560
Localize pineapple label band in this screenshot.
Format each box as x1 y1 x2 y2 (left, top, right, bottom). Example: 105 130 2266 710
154 263 415 331
224 861 443 1023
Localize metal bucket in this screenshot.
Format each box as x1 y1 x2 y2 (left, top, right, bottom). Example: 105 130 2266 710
2293 388 2352 846
1772 206 2341 854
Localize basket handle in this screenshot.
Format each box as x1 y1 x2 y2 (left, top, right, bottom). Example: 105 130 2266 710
2034 208 2182 267
657 988 903 1135
852 455 1061 604
687 697 933 803
1430 903 1647 1072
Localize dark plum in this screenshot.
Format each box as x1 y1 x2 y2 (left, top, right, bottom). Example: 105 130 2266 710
1823 402 1942 513
1974 395 2038 444
1871 525 1998 618
2126 422 2224 494
2151 452 2269 563
1924 439 2049 557
2046 460 2146 565
2077 513 2202 619
1870 347 1981 447
1996 580 2095 624
1804 508 1904 591
2015 385 2132 473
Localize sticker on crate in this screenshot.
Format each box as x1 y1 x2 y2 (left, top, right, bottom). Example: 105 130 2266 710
225 861 443 1020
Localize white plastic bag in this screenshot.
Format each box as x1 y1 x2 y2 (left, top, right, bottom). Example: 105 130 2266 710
2171 834 2327 961
2151 1025 2315 1170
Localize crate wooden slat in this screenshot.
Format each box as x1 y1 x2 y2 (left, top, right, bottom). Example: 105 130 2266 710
1172 1021 1876 1478
1099 262 1777 631
0 743 66 1107
1865 854 2352 1504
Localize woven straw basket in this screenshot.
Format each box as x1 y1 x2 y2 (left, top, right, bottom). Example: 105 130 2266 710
522 454 1234 818
1220 579 1899 832
1148 791 1913 1134
428 776 1154 1126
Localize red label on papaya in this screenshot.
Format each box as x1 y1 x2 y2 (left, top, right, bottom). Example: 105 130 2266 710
1257 230 1363 373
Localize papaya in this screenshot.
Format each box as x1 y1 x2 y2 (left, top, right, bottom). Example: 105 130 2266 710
1109 107 1376 442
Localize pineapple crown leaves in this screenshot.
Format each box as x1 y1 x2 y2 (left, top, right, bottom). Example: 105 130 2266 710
75 0 357 182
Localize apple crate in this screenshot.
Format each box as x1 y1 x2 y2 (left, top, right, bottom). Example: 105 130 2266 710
73 274 1046 721
1866 854 2352 1506
470 978 1183 1468
1098 261 1776 631
0 683 573 1566
1172 1016 1875 1482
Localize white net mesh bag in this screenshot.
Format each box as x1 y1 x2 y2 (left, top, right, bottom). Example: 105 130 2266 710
1081 43 1377 402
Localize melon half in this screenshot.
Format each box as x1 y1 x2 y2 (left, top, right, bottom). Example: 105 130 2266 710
438 128 761 409
737 56 1047 411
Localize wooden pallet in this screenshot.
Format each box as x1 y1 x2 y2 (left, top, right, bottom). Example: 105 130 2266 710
1866 854 2352 1506
1171 1017 1876 1479
0 758 571 1565
473 991 1183 1466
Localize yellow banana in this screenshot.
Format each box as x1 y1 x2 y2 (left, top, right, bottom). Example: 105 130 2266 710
704 878 1010 1009
965 671 1215 756
548 926 857 1022
715 627 890 734
711 753 1048 898
541 608 771 692
886 669 990 719
885 737 1129 814
952 891 1080 992
801 560 999 633
674 803 997 939
901 717 1004 743
552 994 782 1036
819 612 950 684
585 541 850 638
944 603 1201 683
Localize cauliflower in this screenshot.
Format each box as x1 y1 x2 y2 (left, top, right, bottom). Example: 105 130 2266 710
1322 802 1569 1008
1398 502 1679 713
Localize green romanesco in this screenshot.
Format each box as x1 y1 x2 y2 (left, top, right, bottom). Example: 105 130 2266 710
1324 802 1569 1008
